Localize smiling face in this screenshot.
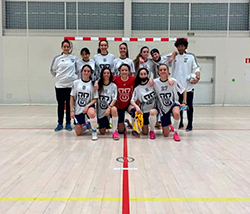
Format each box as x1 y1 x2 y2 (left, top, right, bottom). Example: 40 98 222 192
119 44 127 58
61 42 71 54
120 65 130 79
102 69 111 81
158 64 169 79
140 47 149 60
99 41 108 54
151 52 160 61
81 65 92 80
81 51 90 61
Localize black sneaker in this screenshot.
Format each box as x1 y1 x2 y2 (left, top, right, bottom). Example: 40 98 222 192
124 119 133 129
186 125 193 132
132 130 140 138
118 128 126 134
179 123 184 129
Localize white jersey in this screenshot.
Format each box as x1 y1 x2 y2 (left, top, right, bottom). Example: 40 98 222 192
93 53 115 80
137 58 154 78
113 57 135 76
97 82 117 119
154 78 185 115
50 53 77 88
76 59 95 79
131 82 156 113
152 55 171 79
70 79 98 115
170 52 200 92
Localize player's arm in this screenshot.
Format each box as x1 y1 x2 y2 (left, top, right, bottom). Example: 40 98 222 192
181 90 187 107
192 58 200 84
50 56 58 77
130 90 142 114
168 51 178 64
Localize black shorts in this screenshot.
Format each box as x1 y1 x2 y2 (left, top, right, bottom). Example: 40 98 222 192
118 105 130 123
74 113 86 125
143 112 149 125
98 116 110 129
74 105 95 125
161 103 180 127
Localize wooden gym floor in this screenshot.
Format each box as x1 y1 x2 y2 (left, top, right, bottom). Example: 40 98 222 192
0 105 250 214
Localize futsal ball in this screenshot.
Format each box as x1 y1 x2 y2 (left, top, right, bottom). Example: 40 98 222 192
187 73 196 83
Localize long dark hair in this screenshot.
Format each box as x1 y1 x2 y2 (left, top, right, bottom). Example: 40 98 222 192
98 67 113 93
97 39 108 54
134 67 149 88
119 42 129 58
81 64 93 81
133 46 149 72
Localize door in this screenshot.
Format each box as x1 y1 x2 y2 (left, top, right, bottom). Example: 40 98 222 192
193 57 215 104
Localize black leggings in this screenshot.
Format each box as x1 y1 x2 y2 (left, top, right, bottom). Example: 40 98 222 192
178 89 194 125
55 87 71 125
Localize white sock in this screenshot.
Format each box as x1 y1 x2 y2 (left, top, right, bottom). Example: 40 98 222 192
173 119 180 134
89 117 97 132
157 114 161 123
149 115 156 132
112 116 118 132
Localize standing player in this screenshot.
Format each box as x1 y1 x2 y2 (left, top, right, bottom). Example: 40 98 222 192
113 43 135 76
154 64 187 141
133 46 154 77
94 40 115 81
150 48 177 78
113 64 135 134
50 39 77 132
70 64 99 140
76 47 95 79
171 38 200 131
97 68 119 140
130 68 158 139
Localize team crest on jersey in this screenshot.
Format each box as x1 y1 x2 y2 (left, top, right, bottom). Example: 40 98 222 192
159 93 172 106
184 58 188 63
118 88 131 102
100 64 110 69
103 58 107 62
99 95 110 109
144 91 155 105
71 58 74 63
77 92 89 107
82 86 86 90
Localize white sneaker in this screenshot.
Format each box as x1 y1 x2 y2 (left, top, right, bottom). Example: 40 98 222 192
92 131 98 141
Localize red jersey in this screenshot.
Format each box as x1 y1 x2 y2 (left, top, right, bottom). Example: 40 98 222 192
113 76 135 109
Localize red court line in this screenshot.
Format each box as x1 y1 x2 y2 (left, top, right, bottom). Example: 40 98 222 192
122 132 130 214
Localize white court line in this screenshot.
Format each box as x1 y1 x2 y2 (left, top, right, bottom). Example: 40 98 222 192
113 168 138 171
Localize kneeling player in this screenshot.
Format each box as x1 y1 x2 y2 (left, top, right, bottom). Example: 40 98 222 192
154 64 187 141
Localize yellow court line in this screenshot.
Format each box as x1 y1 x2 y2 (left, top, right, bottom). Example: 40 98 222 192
0 197 250 202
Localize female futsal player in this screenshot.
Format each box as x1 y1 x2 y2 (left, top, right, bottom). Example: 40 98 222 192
130 68 158 139
97 68 119 140
50 39 77 132
70 64 98 140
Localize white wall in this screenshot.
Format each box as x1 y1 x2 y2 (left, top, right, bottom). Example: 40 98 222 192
1 36 250 105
